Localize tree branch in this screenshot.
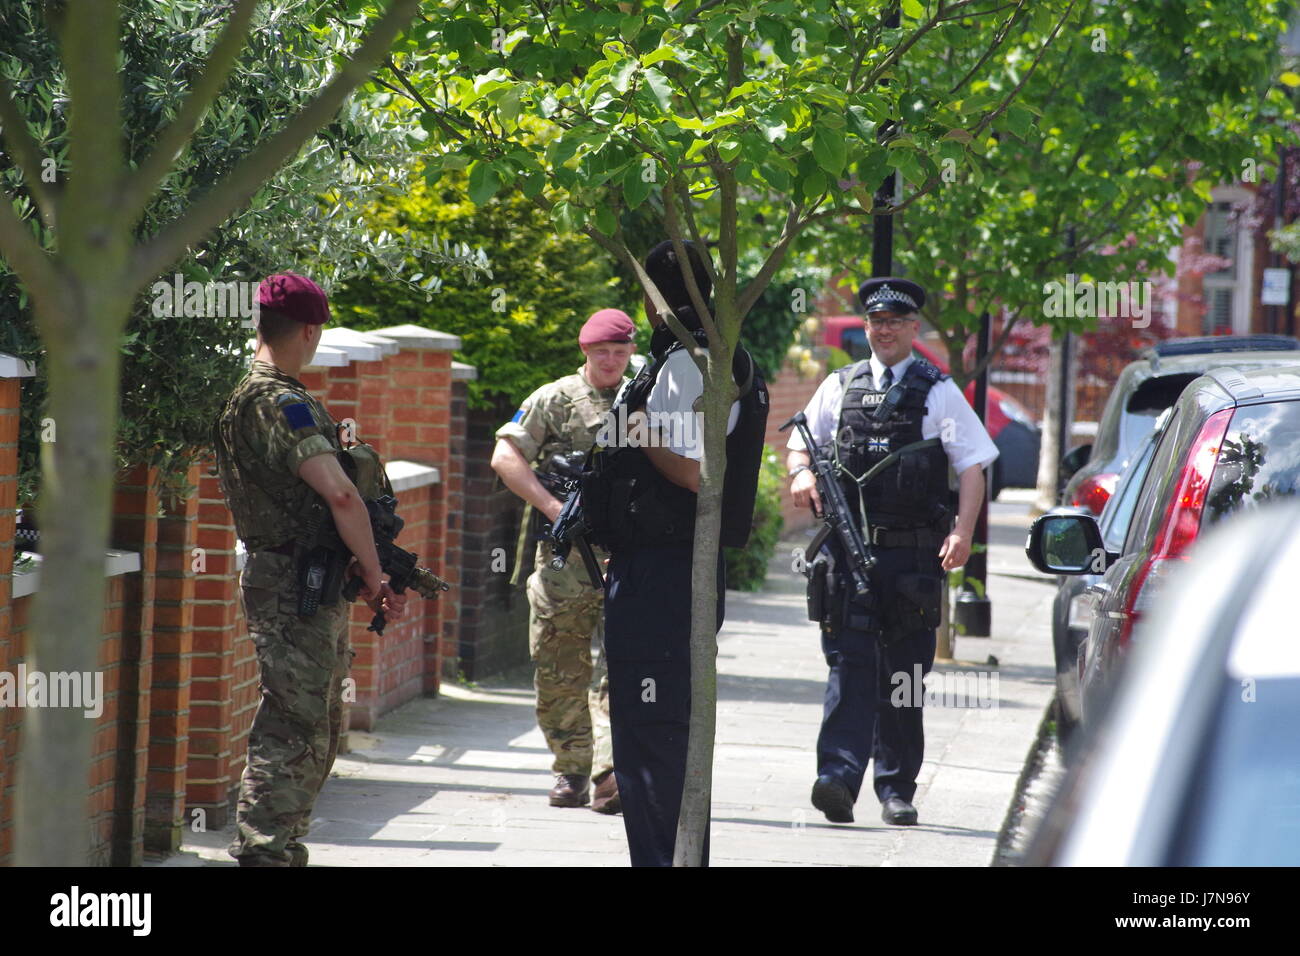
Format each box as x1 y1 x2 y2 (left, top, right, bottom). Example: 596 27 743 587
970 0 1079 142
0 197 59 308
119 0 260 222
736 200 804 318
947 0 1028 95
0 74 57 227
128 0 422 289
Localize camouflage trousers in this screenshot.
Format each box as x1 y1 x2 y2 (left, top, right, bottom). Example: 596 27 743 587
526 541 613 778
229 551 352 867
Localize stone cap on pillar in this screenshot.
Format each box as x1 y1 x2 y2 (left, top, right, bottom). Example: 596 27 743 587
452 362 478 381
371 324 461 351
304 344 350 368
318 327 388 363
0 352 36 378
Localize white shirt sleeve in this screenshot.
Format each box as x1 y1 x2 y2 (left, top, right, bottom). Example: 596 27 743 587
921 378 999 474
785 371 845 452
644 349 740 460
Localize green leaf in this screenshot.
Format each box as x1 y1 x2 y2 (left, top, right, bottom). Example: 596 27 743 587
642 68 673 110
800 167 827 201
623 160 654 209
593 203 618 235
901 0 925 18
497 86 524 128
467 161 501 205
610 58 637 94
1281 71 1300 88
812 125 847 176
718 139 742 162
846 105 875 141
758 115 788 143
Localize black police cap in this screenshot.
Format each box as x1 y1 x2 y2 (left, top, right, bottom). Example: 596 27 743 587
857 277 926 315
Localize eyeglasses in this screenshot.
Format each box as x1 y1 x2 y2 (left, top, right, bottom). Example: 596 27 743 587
865 316 915 331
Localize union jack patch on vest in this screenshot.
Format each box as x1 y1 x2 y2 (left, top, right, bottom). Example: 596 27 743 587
867 436 890 453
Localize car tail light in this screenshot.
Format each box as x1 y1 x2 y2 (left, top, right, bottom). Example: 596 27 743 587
1118 408 1234 646
1072 472 1118 515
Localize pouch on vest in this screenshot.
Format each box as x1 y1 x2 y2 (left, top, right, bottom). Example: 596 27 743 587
841 587 877 633
806 554 830 625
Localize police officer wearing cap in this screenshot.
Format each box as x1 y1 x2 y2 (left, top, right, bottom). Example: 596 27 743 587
787 277 997 827
213 273 406 866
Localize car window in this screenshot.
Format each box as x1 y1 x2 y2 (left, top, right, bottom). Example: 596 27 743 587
1099 433 1157 551
1169 675 1300 865
1205 399 1300 525
1124 404 1201 555
841 326 870 361
1115 374 1200 465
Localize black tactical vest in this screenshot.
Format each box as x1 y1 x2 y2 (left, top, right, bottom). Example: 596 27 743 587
835 359 953 530
583 340 769 552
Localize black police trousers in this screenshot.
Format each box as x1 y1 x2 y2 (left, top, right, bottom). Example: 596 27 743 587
604 543 725 867
816 545 942 806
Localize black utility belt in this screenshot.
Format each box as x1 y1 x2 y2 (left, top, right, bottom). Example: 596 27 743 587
868 526 948 549
263 541 297 556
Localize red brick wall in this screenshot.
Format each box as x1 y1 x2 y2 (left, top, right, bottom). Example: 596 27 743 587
0 329 462 864
456 398 530 681
187 460 253 828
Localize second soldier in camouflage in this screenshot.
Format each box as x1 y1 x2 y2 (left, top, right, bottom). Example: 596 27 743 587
492 309 637 812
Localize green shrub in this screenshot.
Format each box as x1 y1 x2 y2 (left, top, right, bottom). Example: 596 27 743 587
725 445 785 591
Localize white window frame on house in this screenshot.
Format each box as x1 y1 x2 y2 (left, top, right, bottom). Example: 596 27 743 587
1202 185 1255 335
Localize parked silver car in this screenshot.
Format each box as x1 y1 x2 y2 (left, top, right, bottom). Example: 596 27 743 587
1025 504 1300 865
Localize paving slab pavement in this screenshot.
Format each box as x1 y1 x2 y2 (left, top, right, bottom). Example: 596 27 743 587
164 492 1056 867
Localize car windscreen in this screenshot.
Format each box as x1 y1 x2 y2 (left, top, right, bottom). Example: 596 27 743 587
1168 675 1300 865
1205 399 1300 526
1116 373 1200 464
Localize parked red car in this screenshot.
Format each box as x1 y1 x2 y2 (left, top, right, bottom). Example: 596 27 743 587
822 316 1041 496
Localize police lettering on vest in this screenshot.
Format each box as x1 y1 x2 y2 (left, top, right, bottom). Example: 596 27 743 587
833 358 954 532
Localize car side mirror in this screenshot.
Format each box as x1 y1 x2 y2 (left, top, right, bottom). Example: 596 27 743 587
1025 511 1117 575
1059 443 1092 479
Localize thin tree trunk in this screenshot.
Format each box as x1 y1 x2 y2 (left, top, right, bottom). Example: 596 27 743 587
672 349 732 867
19 286 133 865
1033 337 1068 514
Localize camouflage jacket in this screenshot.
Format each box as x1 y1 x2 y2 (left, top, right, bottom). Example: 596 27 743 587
495 367 623 468
212 360 342 552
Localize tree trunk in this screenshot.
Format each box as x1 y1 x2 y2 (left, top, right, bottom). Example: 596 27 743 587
1033 336 1071 514
18 285 132 865
672 341 732 867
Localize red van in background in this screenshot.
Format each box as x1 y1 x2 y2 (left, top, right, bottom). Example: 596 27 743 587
822 316 1041 498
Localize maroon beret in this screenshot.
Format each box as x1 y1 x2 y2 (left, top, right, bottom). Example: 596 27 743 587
257 273 330 326
579 308 635 346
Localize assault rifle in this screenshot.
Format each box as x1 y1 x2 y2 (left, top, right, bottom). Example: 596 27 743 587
298 493 451 635
546 483 606 592
534 450 587 501
780 411 874 595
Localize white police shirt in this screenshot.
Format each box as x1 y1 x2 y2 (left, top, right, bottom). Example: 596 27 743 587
786 354 998 475
641 347 741 460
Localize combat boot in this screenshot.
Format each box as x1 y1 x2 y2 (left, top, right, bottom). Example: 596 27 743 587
549 773 591 807
591 770 621 814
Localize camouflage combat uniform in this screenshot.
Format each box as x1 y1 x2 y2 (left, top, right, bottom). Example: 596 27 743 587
213 360 351 867
497 368 622 779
